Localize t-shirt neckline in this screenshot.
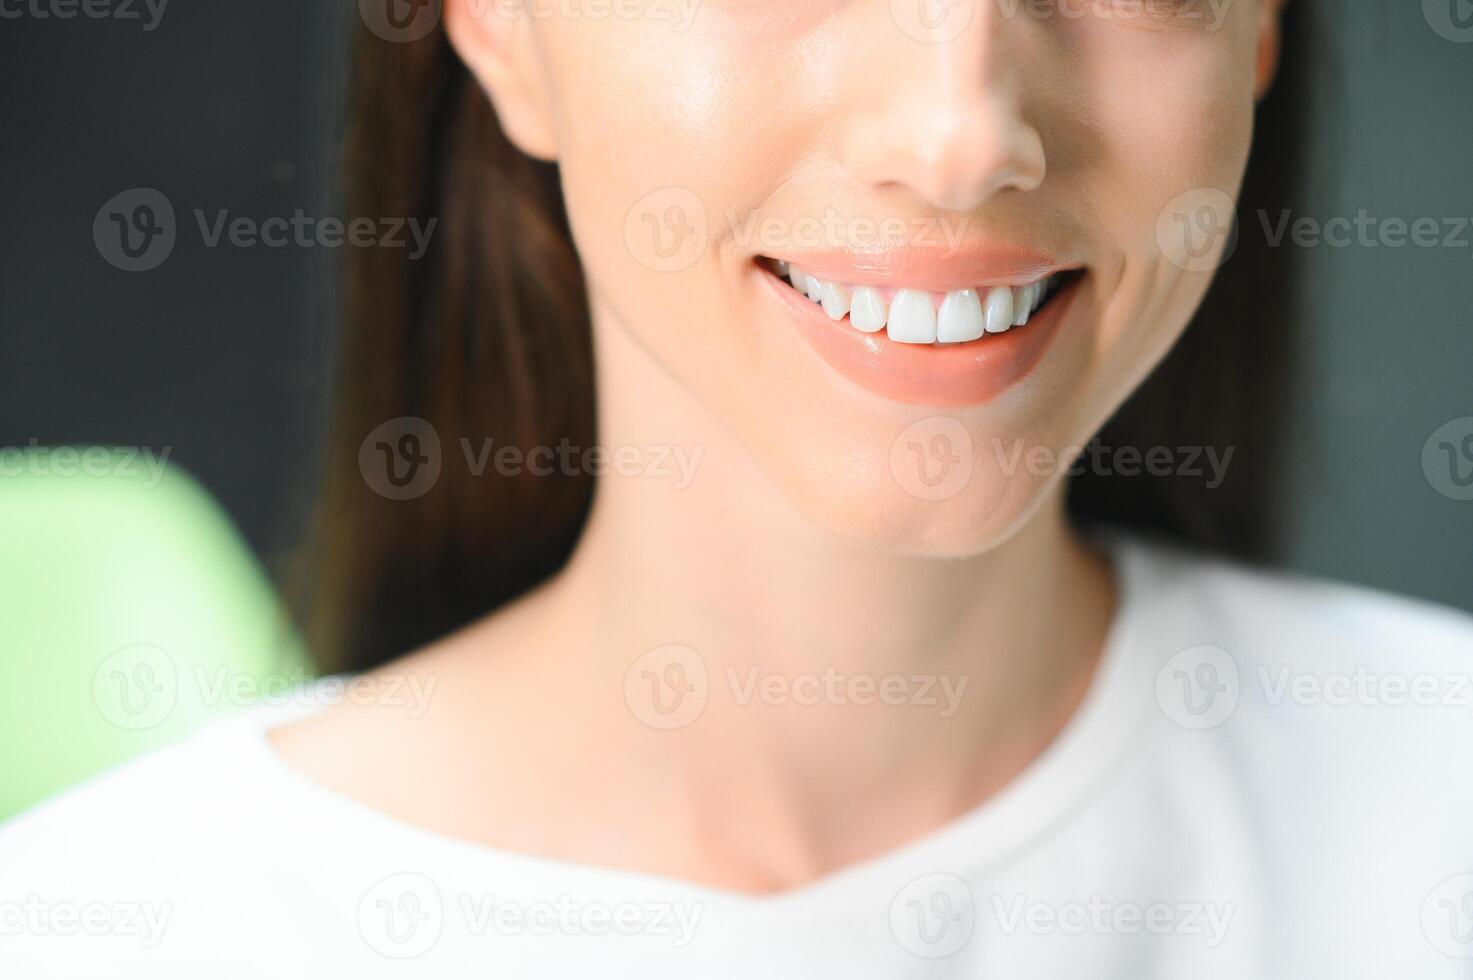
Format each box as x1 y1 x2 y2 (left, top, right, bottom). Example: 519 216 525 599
233 533 1156 909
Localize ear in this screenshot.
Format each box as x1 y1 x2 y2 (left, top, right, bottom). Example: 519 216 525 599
443 0 559 161
1253 0 1288 101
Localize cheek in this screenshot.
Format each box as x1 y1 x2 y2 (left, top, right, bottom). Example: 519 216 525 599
536 15 798 285
1061 21 1260 410
531 15 811 407
530 15 886 520
1072 21 1258 252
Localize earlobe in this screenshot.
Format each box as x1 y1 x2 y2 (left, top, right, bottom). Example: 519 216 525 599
443 0 559 161
1253 0 1287 101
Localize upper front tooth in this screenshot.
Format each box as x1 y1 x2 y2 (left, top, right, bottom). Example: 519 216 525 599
789 267 810 294
937 288 985 343
983 286 1016 334
1013 282 1037 326
849 286 887 333
820 280 851 321
887 289 937 344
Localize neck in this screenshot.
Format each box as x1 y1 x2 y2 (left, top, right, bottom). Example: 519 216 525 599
531 306 1115 882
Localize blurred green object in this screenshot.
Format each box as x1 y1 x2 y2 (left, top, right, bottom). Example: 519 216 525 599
0 447 310 819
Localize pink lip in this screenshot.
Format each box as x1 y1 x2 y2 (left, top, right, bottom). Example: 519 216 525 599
765 244 1069 292
763 263 1083 408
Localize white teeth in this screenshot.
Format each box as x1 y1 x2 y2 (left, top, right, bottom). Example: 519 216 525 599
983 286 1016 334
804 272 823 303
820 280 851 321
777 261 1065 344
849 286 888 333
887 289 937 344
937 289 986 344
1013 283 1036 327
789 267 810 296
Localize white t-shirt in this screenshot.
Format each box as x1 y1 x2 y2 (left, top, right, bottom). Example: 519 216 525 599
3 536 1473 978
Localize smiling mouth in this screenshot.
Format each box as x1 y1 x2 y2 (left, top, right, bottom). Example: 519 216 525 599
759 249 1087 407
760 257 1080 346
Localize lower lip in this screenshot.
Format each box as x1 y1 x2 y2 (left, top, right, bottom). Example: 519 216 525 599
764 266 1081 408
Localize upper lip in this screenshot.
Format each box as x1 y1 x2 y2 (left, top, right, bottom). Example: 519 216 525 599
761 244 1074 293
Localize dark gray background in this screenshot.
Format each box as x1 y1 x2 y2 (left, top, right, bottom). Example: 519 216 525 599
2 3 1470 612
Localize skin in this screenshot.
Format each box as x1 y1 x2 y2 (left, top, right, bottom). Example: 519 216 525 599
273 0 1285 894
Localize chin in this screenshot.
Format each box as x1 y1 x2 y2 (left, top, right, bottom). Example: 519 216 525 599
762 430 1068 561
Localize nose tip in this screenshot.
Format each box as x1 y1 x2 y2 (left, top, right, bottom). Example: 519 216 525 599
847 99 1046 211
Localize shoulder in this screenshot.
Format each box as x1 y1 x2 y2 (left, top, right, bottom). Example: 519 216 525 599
0 709 303 887
1114 532 1473 828
1116 532 1473 669
0 708 360 973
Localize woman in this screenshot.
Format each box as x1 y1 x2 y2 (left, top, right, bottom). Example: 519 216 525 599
4 0 1472 976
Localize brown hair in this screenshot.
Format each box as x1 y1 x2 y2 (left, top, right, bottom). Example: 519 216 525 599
298 5 1315 674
